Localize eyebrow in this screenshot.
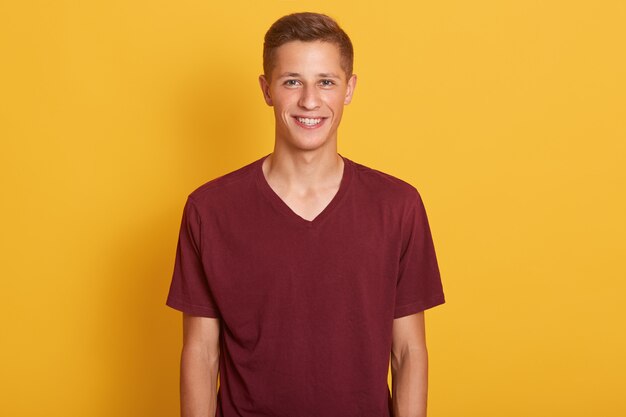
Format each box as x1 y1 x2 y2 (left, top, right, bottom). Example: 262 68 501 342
278 72 342 79
319 73 341 79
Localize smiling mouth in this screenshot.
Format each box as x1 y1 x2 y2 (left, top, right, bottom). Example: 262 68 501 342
293 116 326 128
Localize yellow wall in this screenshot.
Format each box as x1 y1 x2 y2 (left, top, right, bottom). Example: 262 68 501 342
1 1 625 416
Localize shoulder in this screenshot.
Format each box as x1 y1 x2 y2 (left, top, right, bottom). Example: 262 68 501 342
186 156 264 208
347 157 423 207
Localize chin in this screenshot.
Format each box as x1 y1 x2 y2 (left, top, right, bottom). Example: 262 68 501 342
289 140 330 152
282 132 332 151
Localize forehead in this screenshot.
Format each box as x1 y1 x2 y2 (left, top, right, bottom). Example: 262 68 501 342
271 41 343 76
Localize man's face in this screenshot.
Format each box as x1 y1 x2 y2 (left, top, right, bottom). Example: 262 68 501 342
259 41 357 152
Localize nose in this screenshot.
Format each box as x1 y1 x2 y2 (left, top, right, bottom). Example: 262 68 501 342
297 85 321 110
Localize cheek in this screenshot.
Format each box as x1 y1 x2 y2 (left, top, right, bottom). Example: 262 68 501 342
328 96 346 113
274 93 299 111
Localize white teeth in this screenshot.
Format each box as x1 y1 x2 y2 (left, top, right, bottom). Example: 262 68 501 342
297 117 322 126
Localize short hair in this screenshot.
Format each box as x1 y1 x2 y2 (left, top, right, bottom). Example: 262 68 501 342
263 12 354 79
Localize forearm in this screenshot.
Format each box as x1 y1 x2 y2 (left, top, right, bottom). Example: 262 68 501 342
391 346 428 417
180 343 220 417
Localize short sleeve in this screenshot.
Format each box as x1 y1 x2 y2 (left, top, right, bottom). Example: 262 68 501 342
394 191 445 318
166 196 221 318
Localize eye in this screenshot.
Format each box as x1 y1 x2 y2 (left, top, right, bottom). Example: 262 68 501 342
319 79 336 87
283 79 301 87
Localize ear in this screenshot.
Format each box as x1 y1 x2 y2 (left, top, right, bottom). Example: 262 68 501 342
259 75 273 106
344 74 357 105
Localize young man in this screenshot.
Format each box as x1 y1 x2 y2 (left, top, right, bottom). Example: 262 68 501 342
166 12 445 417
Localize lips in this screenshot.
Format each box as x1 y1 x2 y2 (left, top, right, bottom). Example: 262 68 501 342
293 116 327 129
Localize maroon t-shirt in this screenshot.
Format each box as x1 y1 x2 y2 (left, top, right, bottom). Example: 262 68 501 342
166 154 445 417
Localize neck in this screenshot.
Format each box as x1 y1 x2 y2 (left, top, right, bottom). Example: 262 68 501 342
262 144 343 191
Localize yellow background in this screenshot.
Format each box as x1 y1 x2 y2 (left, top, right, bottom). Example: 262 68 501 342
1 1 625 416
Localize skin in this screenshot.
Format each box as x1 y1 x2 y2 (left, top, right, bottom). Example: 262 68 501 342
258 40 357 221
180 313 220 417
391 311 429 417
180 39 429 417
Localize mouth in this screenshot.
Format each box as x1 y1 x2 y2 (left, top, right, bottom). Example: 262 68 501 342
293 116 326 129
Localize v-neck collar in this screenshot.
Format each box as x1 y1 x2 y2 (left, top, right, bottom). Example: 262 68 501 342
255 153 354 228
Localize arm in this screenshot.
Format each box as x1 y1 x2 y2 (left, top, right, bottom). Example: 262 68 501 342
180 313 221 417
391 311 428 417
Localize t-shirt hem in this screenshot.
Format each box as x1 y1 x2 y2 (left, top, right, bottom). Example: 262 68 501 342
166 295 221 318
393 294 446 318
